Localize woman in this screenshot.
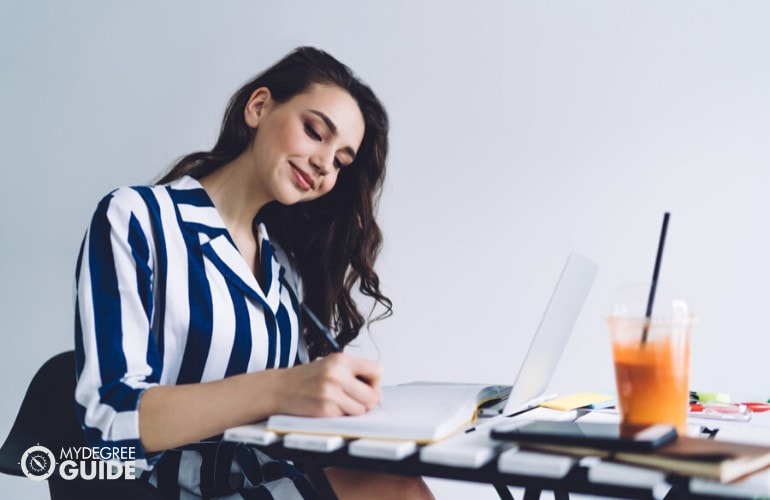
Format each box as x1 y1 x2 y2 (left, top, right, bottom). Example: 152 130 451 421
75 47 432 499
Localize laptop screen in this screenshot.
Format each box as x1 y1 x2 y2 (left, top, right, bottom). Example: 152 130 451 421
502 252 598 415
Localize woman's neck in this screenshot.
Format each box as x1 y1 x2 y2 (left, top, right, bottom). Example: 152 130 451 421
199 157 271 238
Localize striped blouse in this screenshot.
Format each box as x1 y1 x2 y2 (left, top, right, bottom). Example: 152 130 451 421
74 175 316 498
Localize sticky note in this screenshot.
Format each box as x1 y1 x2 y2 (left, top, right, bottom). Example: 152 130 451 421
538 393 613 411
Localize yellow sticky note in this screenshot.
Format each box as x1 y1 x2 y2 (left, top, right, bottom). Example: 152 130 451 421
538 393 613 411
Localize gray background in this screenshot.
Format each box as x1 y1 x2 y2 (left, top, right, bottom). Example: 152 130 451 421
2 1 769 498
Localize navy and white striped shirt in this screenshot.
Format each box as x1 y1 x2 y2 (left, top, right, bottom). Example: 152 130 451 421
74 175 315 498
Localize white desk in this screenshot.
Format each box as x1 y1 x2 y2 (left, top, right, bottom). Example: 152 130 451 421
227 407 770 499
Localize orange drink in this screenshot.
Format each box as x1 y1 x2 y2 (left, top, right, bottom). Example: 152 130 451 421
609 316 693 435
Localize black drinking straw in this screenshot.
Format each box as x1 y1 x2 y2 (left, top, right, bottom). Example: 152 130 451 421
642 212 671 344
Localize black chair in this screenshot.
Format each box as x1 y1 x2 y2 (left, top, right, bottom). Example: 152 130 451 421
0 351 163 499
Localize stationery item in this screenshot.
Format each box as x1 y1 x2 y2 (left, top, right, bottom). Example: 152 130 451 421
258 253 597 443
348 439 417 460
690 466 770 497
521 437 770 483
267 383 501 442
490 421 677 452
301 303 341 352
689 402 753 422
497 448 574 478
283 433 344 452
615 437 770 483
690 402 747 414
743 402 770 413
690 391 730 404
538 393 613 411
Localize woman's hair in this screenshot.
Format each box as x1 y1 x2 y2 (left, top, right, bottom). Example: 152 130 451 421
158 46 392 358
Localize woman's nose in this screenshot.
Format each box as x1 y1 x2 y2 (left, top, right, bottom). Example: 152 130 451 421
310 153 332 176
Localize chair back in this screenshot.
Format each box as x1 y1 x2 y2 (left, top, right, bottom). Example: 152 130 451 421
0 351 83 476
0 351 162 499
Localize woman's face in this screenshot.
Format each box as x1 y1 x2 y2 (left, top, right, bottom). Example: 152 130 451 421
245 83 365 205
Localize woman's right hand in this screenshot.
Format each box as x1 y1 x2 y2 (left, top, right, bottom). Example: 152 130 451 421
268 353 382 418
138 353 382 453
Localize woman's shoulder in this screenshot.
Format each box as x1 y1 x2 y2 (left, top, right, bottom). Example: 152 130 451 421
88 180 187 233
95 176 197 213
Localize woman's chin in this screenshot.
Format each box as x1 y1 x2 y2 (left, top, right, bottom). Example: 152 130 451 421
274 187 312 206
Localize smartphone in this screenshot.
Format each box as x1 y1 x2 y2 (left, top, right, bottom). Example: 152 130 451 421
490 420 677 452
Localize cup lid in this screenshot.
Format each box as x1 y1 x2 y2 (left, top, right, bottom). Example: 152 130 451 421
610 281 691 319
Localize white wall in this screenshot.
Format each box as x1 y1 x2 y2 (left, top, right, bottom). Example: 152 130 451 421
2 1 769 498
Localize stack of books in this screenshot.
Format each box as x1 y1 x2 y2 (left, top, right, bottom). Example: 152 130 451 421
522 436 770 483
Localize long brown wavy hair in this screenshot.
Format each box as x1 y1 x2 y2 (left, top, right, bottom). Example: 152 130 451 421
157 47 392 358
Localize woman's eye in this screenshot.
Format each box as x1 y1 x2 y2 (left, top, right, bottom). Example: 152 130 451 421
304 123 322 141
334 158 344 169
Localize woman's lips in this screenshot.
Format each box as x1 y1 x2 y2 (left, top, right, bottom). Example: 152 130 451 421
290 163 313 191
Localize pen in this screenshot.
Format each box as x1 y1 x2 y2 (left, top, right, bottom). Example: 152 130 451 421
301 303 341 352
301 303 381 406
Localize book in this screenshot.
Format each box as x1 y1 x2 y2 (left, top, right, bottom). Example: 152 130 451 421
520 436 770 483
691 467 770 497
615 437 770 483
262 383 508 443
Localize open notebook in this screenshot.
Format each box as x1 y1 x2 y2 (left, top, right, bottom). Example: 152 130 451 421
227 252 598 444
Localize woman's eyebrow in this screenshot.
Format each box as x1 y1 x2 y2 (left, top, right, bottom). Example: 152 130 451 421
309 109 357 159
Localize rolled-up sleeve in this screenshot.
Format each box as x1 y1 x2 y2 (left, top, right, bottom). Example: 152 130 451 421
74 187 163 470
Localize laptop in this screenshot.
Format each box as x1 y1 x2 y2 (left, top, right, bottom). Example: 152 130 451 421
478 252 598 417
252 252 598 444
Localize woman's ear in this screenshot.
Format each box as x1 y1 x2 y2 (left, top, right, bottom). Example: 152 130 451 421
244 87 272 128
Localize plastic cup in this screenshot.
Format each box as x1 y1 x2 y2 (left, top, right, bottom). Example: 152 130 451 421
609 314 693 435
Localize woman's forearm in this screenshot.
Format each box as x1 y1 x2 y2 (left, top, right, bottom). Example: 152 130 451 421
138 369 281 453
138 353 382 453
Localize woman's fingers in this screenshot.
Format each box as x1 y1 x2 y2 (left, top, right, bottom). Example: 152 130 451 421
345 355 383 391
338 376 381 413
299 353 382 416
318 354 381 413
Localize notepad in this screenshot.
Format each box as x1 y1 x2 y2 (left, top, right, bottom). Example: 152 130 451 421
266 383 502 443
